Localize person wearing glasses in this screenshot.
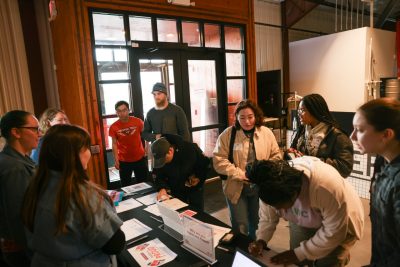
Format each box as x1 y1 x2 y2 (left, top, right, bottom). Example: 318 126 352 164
287 94 353 178
247 158 364 266
0 110 40 267
22 125 125 267
109 100 148 186
351 98 400 266
31 108 70 164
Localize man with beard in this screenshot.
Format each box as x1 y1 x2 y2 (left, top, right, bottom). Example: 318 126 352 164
142 83 190 142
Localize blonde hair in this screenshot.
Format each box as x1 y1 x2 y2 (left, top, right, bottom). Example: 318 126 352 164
39 108 68 134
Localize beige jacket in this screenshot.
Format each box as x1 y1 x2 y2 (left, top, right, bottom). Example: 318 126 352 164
213 126 281 204
256 156 365 261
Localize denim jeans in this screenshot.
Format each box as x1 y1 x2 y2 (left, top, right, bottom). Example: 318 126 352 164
289 222 356 266
226 184 259 240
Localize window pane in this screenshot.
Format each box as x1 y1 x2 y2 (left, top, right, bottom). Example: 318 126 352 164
129 16 153 41
92 13 125 45
103 117 118 150
204 24 221 48
157 19 178 42
224 26 244 50
227 79 245 103
228 105 236 126
226 53 244 76
99 83 132 115
96 48 129 81
192 128 219 157
182 21 200 47
188 60 218 127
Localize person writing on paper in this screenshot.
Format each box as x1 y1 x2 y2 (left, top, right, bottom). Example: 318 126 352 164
150 134 210 211
351 98 400 266
213 99 281 239
287 94 353 177
21 125 125 267
247 158 364 266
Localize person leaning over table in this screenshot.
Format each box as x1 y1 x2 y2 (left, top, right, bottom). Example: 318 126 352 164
247 157 364 267
151 134 210 211
213 99 281 240
287 93 353 178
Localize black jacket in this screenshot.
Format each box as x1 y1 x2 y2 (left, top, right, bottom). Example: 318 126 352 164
291 126 354 177
152 134 210 200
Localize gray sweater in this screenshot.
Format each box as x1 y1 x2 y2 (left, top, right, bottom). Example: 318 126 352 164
142 103 190 142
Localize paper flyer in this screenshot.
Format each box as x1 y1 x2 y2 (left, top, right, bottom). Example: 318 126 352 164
128 238 177 267
121 218 152 241
121 182 152 194
136 192 158 206
116 198 143 214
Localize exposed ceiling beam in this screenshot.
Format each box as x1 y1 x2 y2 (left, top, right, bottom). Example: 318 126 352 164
375 0 398 27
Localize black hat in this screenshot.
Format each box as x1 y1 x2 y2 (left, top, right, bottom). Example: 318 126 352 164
152 83 168 95
151 137 171 168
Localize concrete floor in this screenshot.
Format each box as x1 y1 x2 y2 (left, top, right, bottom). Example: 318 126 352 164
204 179 372 266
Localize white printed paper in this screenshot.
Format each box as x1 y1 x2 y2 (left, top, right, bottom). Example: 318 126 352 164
121 182 152 194
116 198 143 213
143 204 161 217
128 238 177 267
121 218 152 241
205 223 231 248
160 198 188 210
136 192 158 206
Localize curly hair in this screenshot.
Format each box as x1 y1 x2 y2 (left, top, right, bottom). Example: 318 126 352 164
246 160 303 206
39 108 68 134
233 99 264 129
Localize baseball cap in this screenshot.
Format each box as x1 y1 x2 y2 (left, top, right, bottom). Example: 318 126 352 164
152 83 168 95
151 137 171 168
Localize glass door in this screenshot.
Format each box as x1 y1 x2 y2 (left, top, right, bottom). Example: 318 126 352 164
181 52 224 157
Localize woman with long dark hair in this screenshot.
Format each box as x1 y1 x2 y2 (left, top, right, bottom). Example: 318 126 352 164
22 124 125 267
213 99 281 239
289 94 353 177
351 98 400 266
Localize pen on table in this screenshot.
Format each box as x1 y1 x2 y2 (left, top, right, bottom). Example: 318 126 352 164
126 235 149 246
216 245 230 252
150 215 163 223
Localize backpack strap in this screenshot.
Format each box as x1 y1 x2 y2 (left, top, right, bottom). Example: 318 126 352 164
228 126 237 164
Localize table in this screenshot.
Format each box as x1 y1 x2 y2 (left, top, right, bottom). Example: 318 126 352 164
117 187 252 267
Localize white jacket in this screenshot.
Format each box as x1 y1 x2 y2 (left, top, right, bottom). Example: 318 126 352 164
256 156 364 261
213 126 281 204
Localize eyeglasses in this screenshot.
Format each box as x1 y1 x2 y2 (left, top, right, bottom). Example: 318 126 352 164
18 126 40 133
